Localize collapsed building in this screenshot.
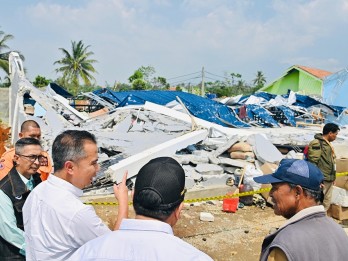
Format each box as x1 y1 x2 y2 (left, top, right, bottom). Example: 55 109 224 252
6 52 348 214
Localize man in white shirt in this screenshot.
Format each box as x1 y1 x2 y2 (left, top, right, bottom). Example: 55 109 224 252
23 130 129 260
0 138 43 260
70 156 213 261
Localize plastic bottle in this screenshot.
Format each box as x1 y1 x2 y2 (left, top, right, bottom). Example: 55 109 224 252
239 184 254 206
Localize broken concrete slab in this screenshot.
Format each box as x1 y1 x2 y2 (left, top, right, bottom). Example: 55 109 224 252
173 154 210 165
182 165 203 181
195 164 224 175
185 177 196 190
201 173 231 187
104 129 208 182
247 133 283 164
212 135 239 158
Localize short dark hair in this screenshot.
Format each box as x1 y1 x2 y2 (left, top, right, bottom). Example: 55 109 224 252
21 120 40 132
15 138 42 154
133 190 181 222
52 130 97 171
323 123 340 135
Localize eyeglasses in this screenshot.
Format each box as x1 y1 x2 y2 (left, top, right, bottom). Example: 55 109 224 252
17 154 47 163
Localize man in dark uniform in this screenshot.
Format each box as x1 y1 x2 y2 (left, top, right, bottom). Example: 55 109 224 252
0 138 43 260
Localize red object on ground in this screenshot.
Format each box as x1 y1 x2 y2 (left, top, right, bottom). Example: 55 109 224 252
222 198 239 213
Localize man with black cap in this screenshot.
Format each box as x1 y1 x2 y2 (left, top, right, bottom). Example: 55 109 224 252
254 159 348 261
69 156 213 261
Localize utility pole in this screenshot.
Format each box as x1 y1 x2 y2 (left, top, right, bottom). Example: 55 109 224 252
201 66 205 97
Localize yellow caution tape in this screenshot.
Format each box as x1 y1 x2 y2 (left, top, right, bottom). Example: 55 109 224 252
84 187 271 206
337 171 348 177
84 172 348 206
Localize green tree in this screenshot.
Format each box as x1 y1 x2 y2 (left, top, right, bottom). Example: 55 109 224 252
0 28 25 78
230 72 242 85
132 79 147 90
128 66 158 90
152 76 169 90
0 29 14 75
138 66 155 82
33 75 50 88
54 40 97 95
128 70 143 83
253 71 266 88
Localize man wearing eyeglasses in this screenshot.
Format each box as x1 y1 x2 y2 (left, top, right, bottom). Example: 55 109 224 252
0 138 43 260
0 120 53 181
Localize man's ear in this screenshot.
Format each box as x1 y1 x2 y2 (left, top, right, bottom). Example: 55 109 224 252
295 185 304 197
13 154 19 164
19 132 24 138
174 202 184 220
64 161 74 175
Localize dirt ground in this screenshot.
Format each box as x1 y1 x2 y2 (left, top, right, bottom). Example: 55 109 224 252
90 196 286 261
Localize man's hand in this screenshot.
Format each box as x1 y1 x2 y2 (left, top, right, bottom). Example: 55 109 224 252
113 171 129 203
113 171 129 230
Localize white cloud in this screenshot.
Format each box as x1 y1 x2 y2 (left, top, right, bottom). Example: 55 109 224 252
2 0 348 85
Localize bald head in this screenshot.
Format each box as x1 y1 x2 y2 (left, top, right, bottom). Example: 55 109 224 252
19 120 41 140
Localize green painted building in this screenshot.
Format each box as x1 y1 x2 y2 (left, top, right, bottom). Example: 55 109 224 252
258 65 332 96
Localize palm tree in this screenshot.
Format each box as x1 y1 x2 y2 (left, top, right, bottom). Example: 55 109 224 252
253 71 266 88
54 40 97 95
0 29 15 75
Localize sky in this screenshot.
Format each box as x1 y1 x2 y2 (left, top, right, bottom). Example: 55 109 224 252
1 0 348 87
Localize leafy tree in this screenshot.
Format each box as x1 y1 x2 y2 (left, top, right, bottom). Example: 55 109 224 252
33 75 50 88
138 66 155 82
54 40 97 95
0 28 25 79
111 82 131 92
128 70 143 83
253 71 266 88
152 76 169 90
0 29 14 75
128 66 167 90
132 79 147 90
230 72 242 85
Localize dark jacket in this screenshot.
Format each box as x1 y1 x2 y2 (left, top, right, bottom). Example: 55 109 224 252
308 133 336 182
0 167 41 260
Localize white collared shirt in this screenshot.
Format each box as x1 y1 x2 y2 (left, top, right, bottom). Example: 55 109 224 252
23 174 110 261
69 219 213 261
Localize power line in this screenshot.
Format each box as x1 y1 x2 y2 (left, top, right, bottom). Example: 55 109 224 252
167 71 201 80
205 71 229 80
169 76 201 85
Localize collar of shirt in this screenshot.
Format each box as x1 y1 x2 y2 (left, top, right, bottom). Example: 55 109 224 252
47 174 83 197
17 170 33 190
119 219 174 235
280 205 325 230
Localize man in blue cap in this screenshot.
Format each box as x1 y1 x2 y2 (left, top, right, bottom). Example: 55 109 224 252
254 159 348 261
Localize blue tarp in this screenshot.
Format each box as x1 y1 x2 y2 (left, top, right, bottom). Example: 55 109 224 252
50 83 73 98
276 106 296 126
93 89 251 128
323 68 348 108
246 104 280 127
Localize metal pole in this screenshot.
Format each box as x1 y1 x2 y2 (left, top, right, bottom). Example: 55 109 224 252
201 66 205 97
